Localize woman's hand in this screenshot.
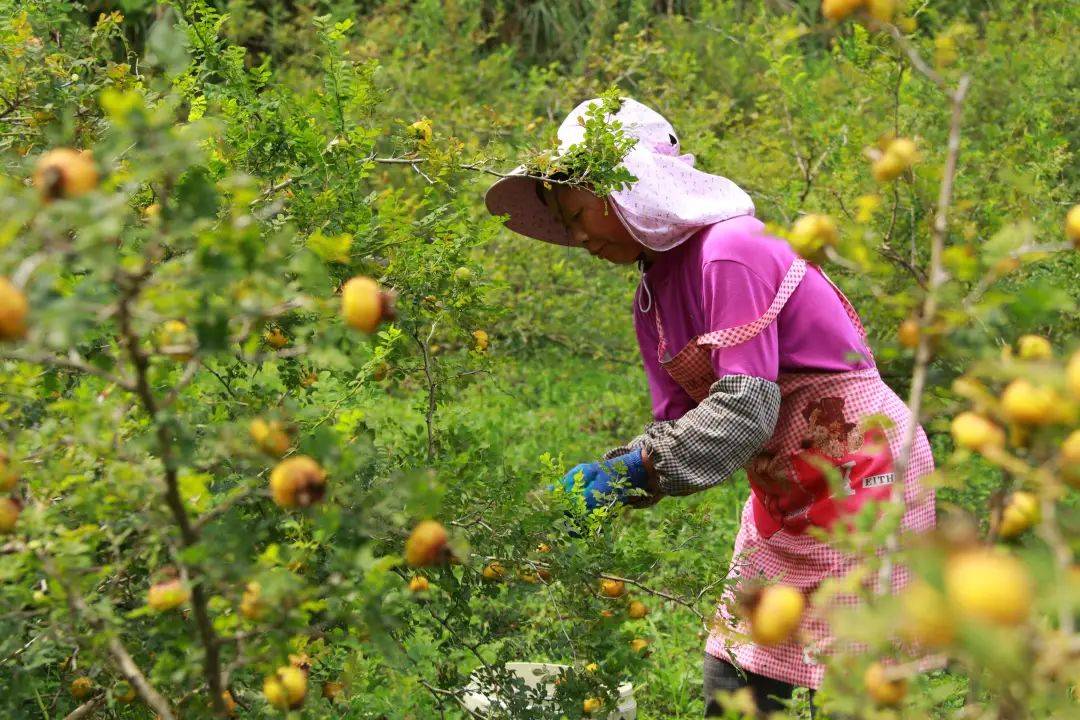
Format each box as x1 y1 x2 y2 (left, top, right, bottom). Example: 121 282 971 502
558 450 657 512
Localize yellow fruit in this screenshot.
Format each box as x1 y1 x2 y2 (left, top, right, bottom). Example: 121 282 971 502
1067 351 1080 400
1066 204 1080 247
269 455 327 509
409 575 430 592
249 418 291 458
0 277 28 341
453 266 472 282
1000 379 1056 425
885 137 919 167
628 600 649 619
750 584 806 646
405 520 449 567
34 148 98 201
863 662 907 706
147 578 190 611
408 118 433 143
221 690 239 715
482 561 506 581
1016 335 1052 361
950 412 1005 451
872 153 906 183
0 451 18 492
264 327 289 349
997 491 1040 539
263 665 307 710
584 662 599 673
536 542 551 554
115 681 136 704
866 0 896 22
70 676 94 700
322 681 345 701
583 697 602 714
945 549 1032 626
821 0 864 22
898 319 920 349
788 213 839 262
0 497 19 534
156 320 193 360
629 638 650 654
899 581 955 649
600 579 626 598
342 276 393 333
1062 430 1080 487
472 329 489 352
240 581 265 620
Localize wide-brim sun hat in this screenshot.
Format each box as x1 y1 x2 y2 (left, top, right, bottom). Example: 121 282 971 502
483 96 756 252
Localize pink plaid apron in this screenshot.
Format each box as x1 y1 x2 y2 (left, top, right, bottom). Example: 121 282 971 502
654 258 936 688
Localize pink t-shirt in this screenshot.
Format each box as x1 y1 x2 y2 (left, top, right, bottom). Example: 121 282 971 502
634 215 873 421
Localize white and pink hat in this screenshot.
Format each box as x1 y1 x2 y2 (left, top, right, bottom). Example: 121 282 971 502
483 96 755 252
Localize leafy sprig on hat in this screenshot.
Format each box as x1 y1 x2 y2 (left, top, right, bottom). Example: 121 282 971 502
522 87 639 198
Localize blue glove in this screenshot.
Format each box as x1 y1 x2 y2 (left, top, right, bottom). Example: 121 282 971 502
559 450 651 512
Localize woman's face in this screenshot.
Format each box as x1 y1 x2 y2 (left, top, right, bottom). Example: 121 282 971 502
540 183 651 265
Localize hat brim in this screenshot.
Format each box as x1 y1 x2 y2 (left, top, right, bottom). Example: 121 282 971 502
483 165 574 247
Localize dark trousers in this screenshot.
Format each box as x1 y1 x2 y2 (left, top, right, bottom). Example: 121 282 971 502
703 653 816 718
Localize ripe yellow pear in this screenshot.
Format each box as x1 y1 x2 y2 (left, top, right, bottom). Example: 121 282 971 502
453 266 472 282
872 137 920 182
263 665 307 709
600 579 626 598
945 549 1032 626
866 0 896 22
629 637 650 654
583 697 602 714
1000 379 1056 425
1016 334 1052 361
221 690 239 716
899 580 955 648
821 0 864 22
322 681 345 701
950 412 1004 451
863 662 907 706
788 214 838 262
0 277 28 341
1066 204 1080 247
269 455 327 508
239 581 265 620
750 584 805 646
147 578 190 611
472 329 489 352
482 561 506 581
408 118 433 143
409 575 430 592
405 520 449 567
263 327 289 349
1061 429 1080 487
342 276 393 333
0 497 19 534
34 148 98 201
70 676 94 700
628 600 649 619
997 491 1040 539
249 418 291 458
897 319 920 349
0 451 18 492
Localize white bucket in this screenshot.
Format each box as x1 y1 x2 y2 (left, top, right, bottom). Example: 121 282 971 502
460 662 636 719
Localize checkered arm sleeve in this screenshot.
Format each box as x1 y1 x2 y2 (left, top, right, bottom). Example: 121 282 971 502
640 374 780 496
601 421 675 461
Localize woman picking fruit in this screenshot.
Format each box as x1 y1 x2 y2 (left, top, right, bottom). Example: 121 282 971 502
484 97 936 716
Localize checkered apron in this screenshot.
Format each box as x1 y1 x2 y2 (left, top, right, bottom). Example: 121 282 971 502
655 258 937 689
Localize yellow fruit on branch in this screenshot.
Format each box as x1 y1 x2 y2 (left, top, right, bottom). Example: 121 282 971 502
221 690 239 716
482 561 506 581
945 549 1032 626
583 697 602 714
263 665 307 710
0 450 18 492
629 637 650 654
787 213 838 262
871 137 920 183
0 497 20 534
322 681 345 701
997 491 1040 539
472 329 489 352
950 412 1005 452
584 662 599 673
599 578 626 598
749 584 805 646
269 455 327 508
899 580 955 649
405 520 450 567
863 662 907 706
34 148 98 201
147 577 190 612
239 581 265 620
1066 204 1080 247
0 277 28 341
1061 429 1080 487
263 327 289 349
628 600 649 619
408 118 433 143
1000 378 1056 425
1016 334 1052 361
114 681 136 704
249 418 291 458
821 0 864 22
409 575 430 592
70 676 94 700
342 276 395 333
897 318 920 349
866 0 896 22
453 266 472 282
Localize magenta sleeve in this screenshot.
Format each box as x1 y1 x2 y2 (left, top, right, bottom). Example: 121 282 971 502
700 260 781 382
633 295 696 421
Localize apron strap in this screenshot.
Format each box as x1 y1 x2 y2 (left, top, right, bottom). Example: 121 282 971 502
695 258 808 349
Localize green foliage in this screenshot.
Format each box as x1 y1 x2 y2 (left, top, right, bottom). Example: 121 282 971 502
0 1 1076 719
